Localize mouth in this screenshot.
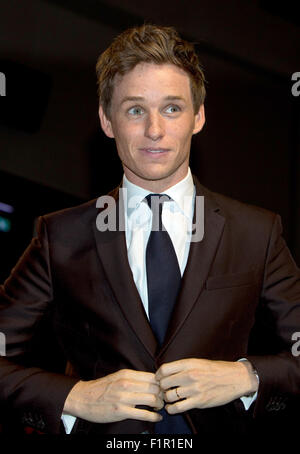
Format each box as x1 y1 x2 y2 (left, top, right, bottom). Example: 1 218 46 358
139 148 170 156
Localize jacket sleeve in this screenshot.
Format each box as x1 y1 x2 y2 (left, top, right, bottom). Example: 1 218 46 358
246 214 300 416
0 216 79 434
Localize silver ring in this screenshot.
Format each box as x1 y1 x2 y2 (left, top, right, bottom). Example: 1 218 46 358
175 387 181 400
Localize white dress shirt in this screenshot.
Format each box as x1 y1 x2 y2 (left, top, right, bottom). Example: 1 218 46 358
62 168 256 433
124 168 195 316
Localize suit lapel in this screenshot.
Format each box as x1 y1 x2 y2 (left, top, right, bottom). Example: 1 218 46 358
92 186 158 360
158 177 226 358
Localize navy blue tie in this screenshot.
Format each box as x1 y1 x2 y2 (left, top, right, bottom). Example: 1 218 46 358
145 194 181 345
145 194 191 434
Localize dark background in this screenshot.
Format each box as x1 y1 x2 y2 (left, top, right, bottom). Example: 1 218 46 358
0 0 300 275
0 0 299 436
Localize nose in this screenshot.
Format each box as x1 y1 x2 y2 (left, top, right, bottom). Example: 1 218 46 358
144 112 164 141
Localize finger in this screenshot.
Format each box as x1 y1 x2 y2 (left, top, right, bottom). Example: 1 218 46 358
115 369 158 384
119 391 164 409
164 386 194 403
124 406 163 423
156 359 193 381
116 379 161 395
153 390 164 410
165 396 197 414
159 371 189 391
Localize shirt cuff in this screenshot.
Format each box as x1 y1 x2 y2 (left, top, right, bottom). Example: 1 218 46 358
238 358 259 410
240 391 258 410
61 413 77 434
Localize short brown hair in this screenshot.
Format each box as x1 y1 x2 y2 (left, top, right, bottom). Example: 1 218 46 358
96 24 206 118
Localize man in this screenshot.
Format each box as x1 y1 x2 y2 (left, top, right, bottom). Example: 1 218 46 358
0 24 299 435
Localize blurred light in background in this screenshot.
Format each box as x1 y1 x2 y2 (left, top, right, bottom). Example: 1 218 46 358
0 201 14 214
0 216 11 233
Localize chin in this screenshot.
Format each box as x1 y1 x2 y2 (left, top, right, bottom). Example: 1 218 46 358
139 170 172 182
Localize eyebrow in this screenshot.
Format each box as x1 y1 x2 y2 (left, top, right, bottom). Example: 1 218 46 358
120 95 186 105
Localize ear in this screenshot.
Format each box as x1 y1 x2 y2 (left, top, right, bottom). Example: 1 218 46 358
192 104 205 135
98 105 115 138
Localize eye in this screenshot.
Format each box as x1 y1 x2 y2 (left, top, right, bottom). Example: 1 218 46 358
165 105 181 114
128 106 144 116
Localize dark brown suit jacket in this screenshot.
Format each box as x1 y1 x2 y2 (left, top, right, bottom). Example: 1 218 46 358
0 177 299 434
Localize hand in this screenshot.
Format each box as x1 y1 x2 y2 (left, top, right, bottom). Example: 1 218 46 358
63 369 164 423
155 358 258 414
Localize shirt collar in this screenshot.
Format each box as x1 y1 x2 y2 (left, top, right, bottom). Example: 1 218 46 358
122 168 195 221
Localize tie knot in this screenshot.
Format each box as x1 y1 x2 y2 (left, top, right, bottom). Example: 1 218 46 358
145 194 171 231
145 193 171 210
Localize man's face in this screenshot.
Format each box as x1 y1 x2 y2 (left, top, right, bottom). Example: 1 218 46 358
99 63 205 191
